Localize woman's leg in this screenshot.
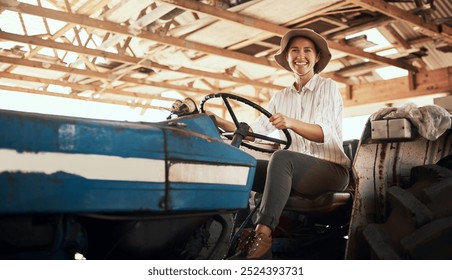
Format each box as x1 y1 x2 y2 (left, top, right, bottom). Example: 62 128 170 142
234 150 349 259
255 150 349 230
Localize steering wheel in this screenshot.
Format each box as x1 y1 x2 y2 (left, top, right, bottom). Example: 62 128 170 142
200 93 292 153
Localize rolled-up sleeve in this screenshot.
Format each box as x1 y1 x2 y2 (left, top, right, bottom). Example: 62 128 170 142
312 79 342 144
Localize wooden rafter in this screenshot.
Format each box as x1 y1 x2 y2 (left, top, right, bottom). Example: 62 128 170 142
0 1 276 68
156 0 417 71
0 84 159 110
344 66 452 106
1 0 418 72
0 55 264 104
348 0 452 43
0 0 450 113
0 32 283 94
0 55 211 96
382 24 412 50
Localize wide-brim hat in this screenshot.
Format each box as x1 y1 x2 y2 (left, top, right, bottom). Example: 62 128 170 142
274 28 331 73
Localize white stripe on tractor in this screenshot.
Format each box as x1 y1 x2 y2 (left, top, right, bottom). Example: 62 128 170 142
169 162 250 186
0 149 166 182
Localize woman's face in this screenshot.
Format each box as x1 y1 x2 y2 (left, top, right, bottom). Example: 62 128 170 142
286 37 320 77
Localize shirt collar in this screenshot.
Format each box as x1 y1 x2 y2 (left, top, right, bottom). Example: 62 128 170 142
290 74 319 94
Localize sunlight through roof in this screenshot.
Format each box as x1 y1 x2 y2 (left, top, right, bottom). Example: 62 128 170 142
346 28 392 52
375 66 408 80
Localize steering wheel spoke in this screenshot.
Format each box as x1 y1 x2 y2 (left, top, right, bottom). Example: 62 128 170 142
200 93 292 153
221 97 240 127
248 132 289 146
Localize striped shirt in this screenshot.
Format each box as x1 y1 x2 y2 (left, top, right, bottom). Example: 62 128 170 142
249 74 351 168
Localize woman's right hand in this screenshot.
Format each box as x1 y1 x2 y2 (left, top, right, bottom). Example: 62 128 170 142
204 110 216 118
204 111 236 132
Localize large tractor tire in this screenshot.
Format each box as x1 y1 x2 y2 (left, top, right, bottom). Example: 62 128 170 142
362 159 452 259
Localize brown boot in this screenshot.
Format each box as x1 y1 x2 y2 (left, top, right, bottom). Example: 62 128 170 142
245 232 272 259
229 231 272 260
235 228 255 254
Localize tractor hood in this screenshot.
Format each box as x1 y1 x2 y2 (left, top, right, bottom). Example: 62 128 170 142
0 110 256 214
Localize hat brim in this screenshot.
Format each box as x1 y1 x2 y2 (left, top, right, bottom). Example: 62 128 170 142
274 28 331 73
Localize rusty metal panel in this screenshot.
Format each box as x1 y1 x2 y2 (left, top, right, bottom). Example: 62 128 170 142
346 121 452 259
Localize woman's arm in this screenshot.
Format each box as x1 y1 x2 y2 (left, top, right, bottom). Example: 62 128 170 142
269 113 324 143
205 111 236 132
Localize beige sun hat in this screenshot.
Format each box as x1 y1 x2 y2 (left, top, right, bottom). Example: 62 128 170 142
274 28 332 73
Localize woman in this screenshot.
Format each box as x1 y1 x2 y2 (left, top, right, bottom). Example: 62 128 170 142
210 28 351 259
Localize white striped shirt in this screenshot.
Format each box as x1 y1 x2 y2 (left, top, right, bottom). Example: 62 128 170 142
249 74 351 168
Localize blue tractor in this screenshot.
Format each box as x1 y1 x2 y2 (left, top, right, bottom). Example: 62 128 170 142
1 93 451 260
0 92 292 259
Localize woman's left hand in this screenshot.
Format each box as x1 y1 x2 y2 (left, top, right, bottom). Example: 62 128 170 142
270 113 324 143
269 113 293 129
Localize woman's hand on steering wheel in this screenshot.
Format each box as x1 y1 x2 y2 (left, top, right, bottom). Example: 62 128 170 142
200 93 292 153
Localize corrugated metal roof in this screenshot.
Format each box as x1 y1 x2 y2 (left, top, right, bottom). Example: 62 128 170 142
387 0 452 70
392 0 452 25
416 41 452 69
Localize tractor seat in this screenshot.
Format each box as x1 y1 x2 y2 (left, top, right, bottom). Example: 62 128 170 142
284 191 351 214
283 139 358 214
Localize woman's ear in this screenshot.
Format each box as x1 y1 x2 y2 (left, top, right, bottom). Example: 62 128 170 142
315 52 320 63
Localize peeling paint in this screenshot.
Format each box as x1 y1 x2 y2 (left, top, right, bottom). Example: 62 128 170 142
58 124 76 151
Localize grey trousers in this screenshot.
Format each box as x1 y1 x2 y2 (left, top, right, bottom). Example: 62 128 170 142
253 150 350 230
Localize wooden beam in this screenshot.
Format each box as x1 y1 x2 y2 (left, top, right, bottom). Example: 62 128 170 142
156 0 417 71
0 32 283 92
408 36 431 45
348 0 452 43
382 24 411 50
0 1 277 68
284 0 350 26
336 62 381 77
441 24 452 43
344 67 452 107
0 71 232 108
9 0 105 70
0 84 159 110
75 0 110 15
329 16 395 40
157 0 289 35
1 55 112 80
322 72 355 85
327 40 417 71
4 2 276 101
0 55 214 96
0 55 262 105
0 71 167 101
3 0 420 85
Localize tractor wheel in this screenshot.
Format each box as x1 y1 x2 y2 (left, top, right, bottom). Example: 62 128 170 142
181 214 234 260
362 163 452 259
